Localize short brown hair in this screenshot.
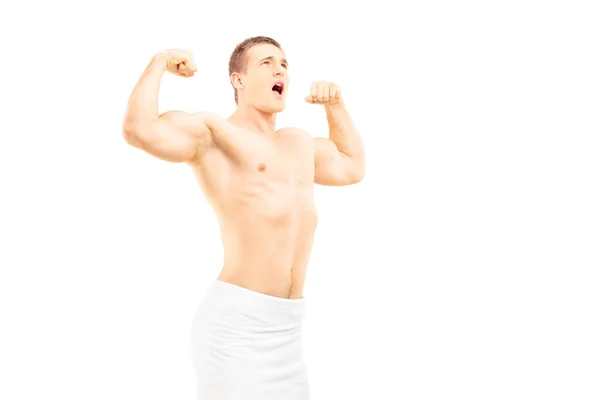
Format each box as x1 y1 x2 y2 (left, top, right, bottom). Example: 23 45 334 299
228 36 283 104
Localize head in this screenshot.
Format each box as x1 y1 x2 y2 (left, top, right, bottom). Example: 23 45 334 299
228 36 289 113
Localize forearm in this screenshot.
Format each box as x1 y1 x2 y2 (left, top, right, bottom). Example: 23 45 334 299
123 56 166 133
324 100 365 160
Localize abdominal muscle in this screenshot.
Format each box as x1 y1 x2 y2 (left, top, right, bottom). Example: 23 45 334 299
214 175 317 299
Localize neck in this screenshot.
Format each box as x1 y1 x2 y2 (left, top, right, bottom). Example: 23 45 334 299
228 103 278 137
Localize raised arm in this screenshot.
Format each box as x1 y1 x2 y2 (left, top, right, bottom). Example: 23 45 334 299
306 81 366 186
122 50 212 163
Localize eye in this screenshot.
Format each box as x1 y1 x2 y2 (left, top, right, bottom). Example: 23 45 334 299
281 63 287 69
261 60 269 66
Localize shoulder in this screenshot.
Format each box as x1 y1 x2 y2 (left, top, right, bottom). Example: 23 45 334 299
280 126 334 152
277 127 318 157
277 126 315 145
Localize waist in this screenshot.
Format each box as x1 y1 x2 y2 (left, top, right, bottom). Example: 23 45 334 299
218 270 299 297
197 279 305 327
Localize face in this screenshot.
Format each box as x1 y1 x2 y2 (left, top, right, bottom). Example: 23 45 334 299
234 43 289 113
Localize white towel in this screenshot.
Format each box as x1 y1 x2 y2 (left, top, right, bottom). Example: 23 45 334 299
190 279 309 399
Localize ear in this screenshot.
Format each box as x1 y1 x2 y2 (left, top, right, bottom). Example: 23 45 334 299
231 72 244 89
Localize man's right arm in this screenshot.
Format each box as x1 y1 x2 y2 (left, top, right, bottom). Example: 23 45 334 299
122 53 212 163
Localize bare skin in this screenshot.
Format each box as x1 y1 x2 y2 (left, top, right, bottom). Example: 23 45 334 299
123 44 365 299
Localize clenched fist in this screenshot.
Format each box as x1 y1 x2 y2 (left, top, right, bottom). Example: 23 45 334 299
305 81 342 104
153 49 197 78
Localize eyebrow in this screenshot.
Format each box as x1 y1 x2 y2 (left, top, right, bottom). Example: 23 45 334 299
258 56 288 66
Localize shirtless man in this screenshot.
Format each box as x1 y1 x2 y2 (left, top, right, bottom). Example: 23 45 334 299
122 36 365 398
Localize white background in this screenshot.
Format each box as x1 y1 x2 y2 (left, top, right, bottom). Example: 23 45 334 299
1 0 599 399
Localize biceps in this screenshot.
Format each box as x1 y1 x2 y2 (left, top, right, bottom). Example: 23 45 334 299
124 111 211 163
138 121 200 162
314 139 355 186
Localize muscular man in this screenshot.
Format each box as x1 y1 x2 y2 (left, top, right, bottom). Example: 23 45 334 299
122 36 365 399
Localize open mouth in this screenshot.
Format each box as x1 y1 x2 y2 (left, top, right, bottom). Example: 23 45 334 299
272 82 284 96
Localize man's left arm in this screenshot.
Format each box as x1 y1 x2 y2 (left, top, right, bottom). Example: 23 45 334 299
306 81 366 186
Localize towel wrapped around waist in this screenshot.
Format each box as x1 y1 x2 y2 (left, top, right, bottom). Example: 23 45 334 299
190 279 309 400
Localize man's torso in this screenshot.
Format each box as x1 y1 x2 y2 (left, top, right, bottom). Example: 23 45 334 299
188 119 318 299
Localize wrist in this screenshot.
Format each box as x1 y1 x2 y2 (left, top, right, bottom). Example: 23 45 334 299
324 98 345 110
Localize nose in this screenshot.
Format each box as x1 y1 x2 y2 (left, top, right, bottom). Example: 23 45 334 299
273 65 285 77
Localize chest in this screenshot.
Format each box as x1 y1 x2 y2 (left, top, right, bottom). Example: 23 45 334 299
247 134 315 187
195 129 317 220
237 135 317 218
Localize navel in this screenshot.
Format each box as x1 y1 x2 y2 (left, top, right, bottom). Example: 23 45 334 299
257 163 267 172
